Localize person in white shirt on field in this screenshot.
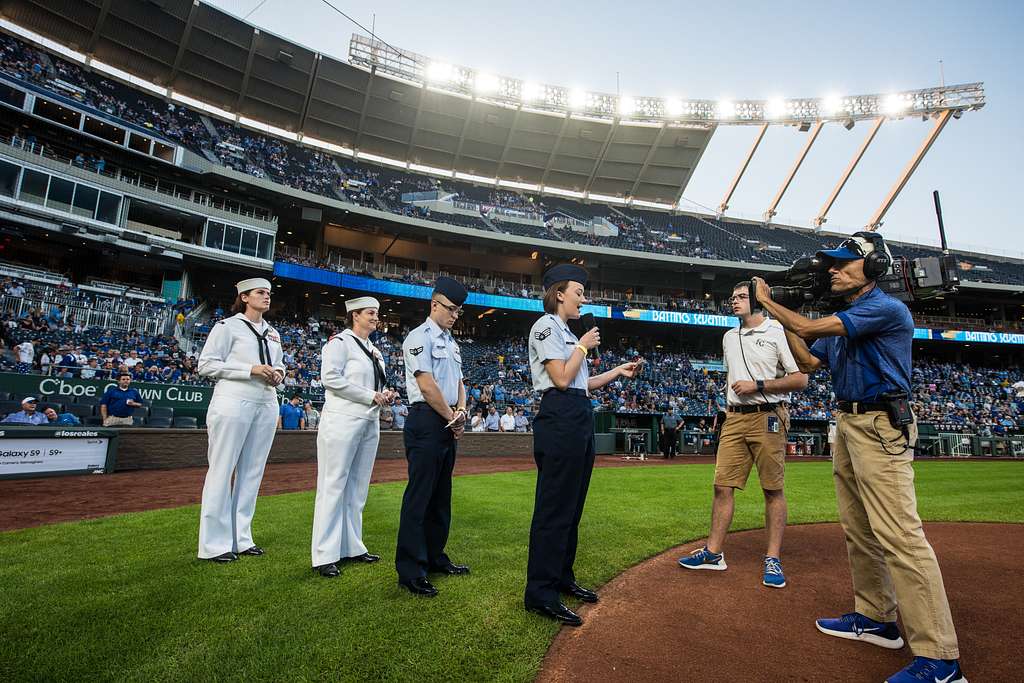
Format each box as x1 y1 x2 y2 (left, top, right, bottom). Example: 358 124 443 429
678 281 807 589
196 277 284 563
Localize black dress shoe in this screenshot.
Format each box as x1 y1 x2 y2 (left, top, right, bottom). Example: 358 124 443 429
238 546 265 556
525 602 583 627
313 563 340 578
398 577 439 597
205 551 238 563
430 562 470 575
346 552 380 563
560 582 599 603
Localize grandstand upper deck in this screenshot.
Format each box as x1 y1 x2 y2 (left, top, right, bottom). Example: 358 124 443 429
0 29 1020 290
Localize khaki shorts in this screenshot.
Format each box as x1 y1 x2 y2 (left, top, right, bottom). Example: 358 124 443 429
713 407 789 490
102 415 134 427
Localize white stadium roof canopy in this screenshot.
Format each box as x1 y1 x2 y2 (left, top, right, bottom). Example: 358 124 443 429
0 0 984 221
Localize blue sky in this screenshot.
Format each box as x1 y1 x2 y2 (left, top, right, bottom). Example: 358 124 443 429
209 0 1023 256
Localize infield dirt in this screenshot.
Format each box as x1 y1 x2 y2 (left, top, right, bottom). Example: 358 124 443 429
538 522 1021 683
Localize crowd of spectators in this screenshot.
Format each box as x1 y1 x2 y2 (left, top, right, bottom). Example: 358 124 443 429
276 249 734 313
1 33 209 151
4 301 1023 434
5 31 1023 286
911 362 1024 435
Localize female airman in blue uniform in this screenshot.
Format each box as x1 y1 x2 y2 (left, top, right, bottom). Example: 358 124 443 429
524 264 641 626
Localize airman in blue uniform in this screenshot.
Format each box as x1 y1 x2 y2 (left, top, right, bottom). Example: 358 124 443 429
524 264 642 626
395 277 470 597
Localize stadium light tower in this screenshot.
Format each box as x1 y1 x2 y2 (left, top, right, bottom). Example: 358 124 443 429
347 34 984 225
716 100 735 119
568 89 587 111
814 117 885 228
765 98 787 120
521 82 544 103
821 94 844 116
426 61 453 83
475 73 500 95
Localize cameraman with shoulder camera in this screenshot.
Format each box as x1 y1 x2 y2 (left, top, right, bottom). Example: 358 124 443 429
751 232 964 683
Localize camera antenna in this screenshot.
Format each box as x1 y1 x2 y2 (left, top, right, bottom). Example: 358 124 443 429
932 190 949 255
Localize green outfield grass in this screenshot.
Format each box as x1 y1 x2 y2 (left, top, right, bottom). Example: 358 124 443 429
1 461 1022 682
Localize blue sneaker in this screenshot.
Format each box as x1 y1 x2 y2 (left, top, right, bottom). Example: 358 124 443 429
678 546 727 570
814 612 905 649
886 657 967 683
762 556 786 588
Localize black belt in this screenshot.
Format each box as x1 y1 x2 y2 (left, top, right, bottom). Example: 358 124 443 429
836 400 888 414
727 403 781 414
543 388 588 397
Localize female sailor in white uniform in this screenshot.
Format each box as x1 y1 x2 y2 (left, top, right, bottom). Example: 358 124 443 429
197 277 284 562
311 296 396 577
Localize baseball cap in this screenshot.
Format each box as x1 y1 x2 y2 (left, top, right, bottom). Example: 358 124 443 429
816 232 881 262
21 396 38 404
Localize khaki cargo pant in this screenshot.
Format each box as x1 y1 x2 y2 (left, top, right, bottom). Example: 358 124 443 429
833 410 959 660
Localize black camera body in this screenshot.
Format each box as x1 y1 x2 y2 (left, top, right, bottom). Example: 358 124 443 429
746 191 961 311
747 251 960 312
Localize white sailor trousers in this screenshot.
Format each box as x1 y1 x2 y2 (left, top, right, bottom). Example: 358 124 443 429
311 410 380 566
198 395 279 558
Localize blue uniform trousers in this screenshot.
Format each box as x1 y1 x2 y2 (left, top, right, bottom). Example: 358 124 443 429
395 403 457 581
525 390 595 607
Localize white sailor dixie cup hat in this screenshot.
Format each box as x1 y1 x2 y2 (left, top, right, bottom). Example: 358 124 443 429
345 296 380 313
235 277 272 294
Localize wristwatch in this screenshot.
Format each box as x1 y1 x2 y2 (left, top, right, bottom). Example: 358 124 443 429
756 379 765 392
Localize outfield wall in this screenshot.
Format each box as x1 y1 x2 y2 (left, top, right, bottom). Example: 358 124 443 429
113 430 535 470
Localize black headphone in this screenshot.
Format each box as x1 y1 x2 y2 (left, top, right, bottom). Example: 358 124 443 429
841 231 892 280
740 280 763 314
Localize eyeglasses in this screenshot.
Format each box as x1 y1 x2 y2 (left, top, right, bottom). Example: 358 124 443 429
729 294 749 302
434 300 463 317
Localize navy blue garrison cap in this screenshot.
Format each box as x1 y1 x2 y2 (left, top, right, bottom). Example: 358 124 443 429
542 263 589 290
433 276 468 306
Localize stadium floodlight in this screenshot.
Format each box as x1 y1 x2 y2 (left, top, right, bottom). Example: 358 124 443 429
522 81 544 103
349 35 985 127
568 89 588 111
884 93 908 115
822 94 844 116
426 61 453 83
475 72 500 95
665 97 684 118
765 98 787 119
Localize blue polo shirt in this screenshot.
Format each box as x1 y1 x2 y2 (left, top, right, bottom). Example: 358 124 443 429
809 286 913 402
279 402 304 430
100 386 143 417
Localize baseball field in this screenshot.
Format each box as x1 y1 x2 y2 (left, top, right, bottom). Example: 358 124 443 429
1 459 1021 681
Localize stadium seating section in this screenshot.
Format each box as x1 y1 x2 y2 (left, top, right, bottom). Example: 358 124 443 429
4 307 1024 433
3 32 1023 433
3 32 1022 285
